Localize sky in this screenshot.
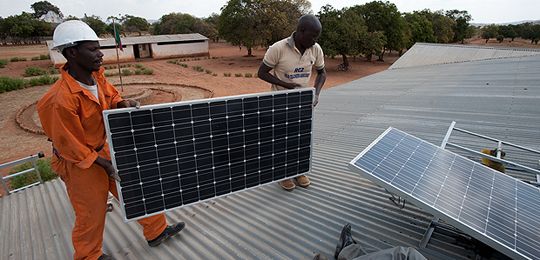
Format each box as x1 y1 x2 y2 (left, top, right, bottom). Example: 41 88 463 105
0 0 538 24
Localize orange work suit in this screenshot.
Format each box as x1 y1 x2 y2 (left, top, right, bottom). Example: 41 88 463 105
37 65 167 260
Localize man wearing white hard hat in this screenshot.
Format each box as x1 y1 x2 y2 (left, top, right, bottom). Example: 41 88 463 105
37 20 185 260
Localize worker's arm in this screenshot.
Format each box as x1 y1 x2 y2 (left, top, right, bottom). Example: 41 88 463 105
312 44 326 106
312 67 326 106
258 63 301 89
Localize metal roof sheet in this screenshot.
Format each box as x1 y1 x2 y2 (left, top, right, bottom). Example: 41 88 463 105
2 46 540 260
46 34 208 50
390 43 540 69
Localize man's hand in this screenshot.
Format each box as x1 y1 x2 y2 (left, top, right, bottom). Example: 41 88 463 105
95 156 121 181
313 94 319 107
117 99 140 109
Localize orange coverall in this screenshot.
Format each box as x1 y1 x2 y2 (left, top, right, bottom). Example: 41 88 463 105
37 66 167 260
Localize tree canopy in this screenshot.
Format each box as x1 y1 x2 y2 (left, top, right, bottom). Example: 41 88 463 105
218 0 309 56
318 5 368 69
31 1 63 19
350 1 406 61
81 15 108 36
122 15 149 36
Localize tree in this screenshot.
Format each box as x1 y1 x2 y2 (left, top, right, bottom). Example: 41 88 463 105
219 0 262 56
153 13 199 34
499 25 517 41
218 0 309 56
481 24 499 43
404 12 436 48
317 5 367 70
122 15 149 36
445 10 472 43
81 15 107 36
31 1 63 19
262 0 310 47
361 31 386 61
351 1 406 61
416 9 454 43
204 13 220 42
0 12 52 44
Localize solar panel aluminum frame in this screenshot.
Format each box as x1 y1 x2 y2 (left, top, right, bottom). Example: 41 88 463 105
348 127 532 260
104 88 314 222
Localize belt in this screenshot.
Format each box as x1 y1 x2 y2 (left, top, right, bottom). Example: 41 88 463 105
52 143 105 159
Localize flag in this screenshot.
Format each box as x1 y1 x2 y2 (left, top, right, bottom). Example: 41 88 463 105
114 23 123 51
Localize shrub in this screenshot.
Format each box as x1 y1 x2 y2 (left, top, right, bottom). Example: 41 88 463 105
134 63 144 69
8 158 58 190
212 73 218 77
24 67 47 77
192 66 204 72
47 67 59 74
27 75 58 87
167 60 177 64
31 56 40 61
142 68 153 75
223 72 231 77
121 69 133 76
180 63 188 68
244 73 253 78
234 73 242 77
0 77 26 93
40 54 50 60
0 59 8 68
10 57 27 62
205 69 212 74
104 71 116 77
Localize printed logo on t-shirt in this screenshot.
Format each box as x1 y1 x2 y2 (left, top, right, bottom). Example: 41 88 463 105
285 67 310 79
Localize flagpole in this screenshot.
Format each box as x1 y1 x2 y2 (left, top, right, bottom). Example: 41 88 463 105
112 17 124 92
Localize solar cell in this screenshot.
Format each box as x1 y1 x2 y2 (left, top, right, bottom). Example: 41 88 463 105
104 88 314 221
349 127 540 260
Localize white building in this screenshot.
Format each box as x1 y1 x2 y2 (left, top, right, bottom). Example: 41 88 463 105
47 34 209 66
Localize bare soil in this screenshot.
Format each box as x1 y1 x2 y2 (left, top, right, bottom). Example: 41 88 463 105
0 42 396 164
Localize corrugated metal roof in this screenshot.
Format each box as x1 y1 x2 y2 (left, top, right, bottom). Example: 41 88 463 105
46 34 208 49
390 43 540 69
2 47 540 260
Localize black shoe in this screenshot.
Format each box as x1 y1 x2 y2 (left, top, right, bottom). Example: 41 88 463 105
147 222 186 247
334 223 355 259
98 254 115 260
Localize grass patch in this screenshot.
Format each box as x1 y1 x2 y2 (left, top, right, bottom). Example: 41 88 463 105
47 66 59 75
8 158 57 190
212 73 218 77
24 67 47 77
244 73 253 78
234 73 243 77
192 66 204 72
0 77 26 93
0 75 58 93
27 75 57 86
223 72 231 77
205 69 212 74
10 57 27 62
0 59 8 68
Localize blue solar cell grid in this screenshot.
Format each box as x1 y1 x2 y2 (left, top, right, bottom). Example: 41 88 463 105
350 128 540 260
104 89 313 220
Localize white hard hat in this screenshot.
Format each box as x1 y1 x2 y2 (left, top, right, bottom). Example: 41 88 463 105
52 20 102 51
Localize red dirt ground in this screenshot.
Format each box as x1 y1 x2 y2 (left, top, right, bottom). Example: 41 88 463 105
0 42 396 164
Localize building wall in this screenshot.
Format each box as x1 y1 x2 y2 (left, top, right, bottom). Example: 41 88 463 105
49 45 136 66
151 41 209 59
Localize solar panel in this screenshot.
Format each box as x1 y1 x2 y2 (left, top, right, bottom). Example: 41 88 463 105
349 127 540 260
104 88 313 221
